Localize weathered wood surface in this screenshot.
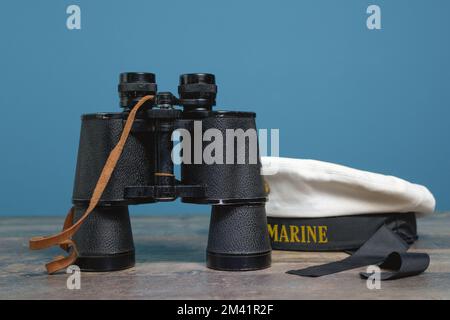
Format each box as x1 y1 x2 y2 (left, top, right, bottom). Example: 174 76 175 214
0 213 450 300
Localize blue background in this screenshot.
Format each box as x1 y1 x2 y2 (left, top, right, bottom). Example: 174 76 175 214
0 0 448 216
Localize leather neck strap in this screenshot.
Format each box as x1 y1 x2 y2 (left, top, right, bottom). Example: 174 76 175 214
29 95 154 274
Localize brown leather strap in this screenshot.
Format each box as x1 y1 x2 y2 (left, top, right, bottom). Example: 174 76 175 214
154 172 175 177
46 239 78 274
59 207 75 252
29 95 154 274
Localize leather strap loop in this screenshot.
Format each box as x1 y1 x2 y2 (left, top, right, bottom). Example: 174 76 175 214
29 95 154 274
46 239 78 274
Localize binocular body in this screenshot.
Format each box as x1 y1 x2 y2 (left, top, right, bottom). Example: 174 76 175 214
70 72 271 272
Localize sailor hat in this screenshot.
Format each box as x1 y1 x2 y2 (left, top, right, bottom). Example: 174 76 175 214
261 156 435 252
261 156 435 218
261 157 435 280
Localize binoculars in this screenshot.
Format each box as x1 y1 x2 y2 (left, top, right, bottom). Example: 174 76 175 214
71 72 271 272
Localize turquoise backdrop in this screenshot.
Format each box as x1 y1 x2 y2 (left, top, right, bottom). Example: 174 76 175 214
0 0 448 215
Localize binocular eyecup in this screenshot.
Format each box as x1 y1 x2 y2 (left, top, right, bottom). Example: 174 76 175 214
119 72 217 110
178 73 217 110
118 72 157 108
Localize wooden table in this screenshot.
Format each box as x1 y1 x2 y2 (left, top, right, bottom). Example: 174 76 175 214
1 213 449 300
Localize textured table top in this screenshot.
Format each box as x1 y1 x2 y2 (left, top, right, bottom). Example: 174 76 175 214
1 213 450 300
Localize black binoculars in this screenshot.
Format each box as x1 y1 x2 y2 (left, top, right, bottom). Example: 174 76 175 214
71 72 271 272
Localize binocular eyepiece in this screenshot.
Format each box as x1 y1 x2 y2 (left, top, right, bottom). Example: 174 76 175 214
118 72 157 108
71 72 271 273
119 72 217 110
178 73 217 109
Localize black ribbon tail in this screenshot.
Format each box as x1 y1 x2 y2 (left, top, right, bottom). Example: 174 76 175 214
287 225 430 280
